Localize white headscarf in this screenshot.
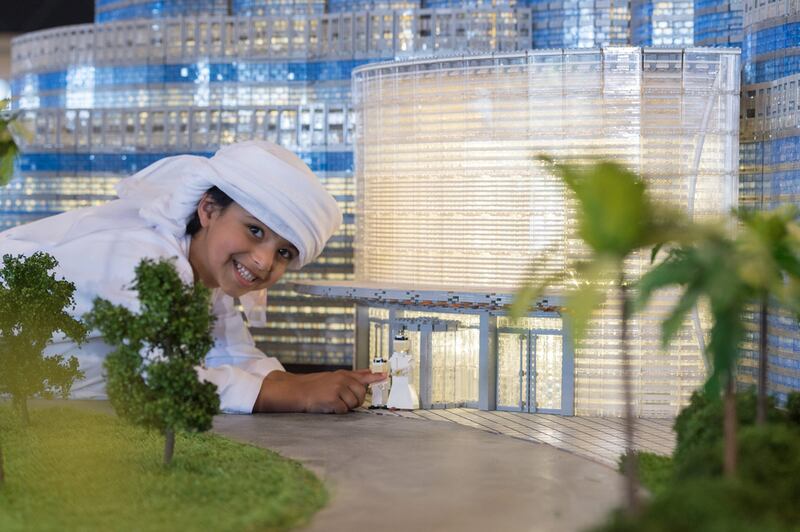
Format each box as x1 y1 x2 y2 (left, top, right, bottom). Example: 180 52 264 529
116 140 342 270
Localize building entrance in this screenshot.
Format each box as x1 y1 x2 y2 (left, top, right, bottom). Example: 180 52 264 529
496 326 570 415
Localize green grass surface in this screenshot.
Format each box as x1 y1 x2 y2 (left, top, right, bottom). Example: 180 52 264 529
0 405 327 531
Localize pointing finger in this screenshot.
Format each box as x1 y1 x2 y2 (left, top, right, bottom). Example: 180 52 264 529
354 371 388 385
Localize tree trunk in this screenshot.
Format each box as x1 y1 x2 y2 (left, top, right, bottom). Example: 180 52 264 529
756 296 768 425
163 428 175 466
723 375 737 477
620 279 639 515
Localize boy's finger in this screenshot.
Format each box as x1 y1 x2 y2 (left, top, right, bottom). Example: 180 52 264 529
354 371 388 385
346 378 367 404
339 386 361 410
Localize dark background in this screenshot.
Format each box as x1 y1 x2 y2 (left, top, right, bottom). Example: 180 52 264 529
1 1 94 32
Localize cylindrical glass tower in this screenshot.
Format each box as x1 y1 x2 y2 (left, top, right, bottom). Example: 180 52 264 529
353 48 740 416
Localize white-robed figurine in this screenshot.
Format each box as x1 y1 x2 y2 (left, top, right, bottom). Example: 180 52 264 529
368 352 389 409
386 332 419 410
0 141 386 414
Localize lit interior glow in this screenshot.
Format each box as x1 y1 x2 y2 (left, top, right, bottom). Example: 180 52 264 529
354 48 740 416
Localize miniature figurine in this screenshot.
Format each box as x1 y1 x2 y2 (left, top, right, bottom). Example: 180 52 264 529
368 351 389 409
386 331 419 410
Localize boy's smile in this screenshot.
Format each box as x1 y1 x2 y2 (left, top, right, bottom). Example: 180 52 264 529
189 196 299 298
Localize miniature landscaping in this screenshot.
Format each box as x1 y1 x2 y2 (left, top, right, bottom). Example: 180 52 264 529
0 405 327 532
0 254 327 531
603 389 800 532
514 160 800 531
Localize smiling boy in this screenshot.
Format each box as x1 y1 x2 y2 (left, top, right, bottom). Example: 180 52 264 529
0 141 385 414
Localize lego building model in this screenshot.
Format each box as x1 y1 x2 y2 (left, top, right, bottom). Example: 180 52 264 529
296 47 741 418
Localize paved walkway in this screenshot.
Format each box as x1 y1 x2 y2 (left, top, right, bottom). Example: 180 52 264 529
43 400 670 531
213 412 626 532
359 408 676 468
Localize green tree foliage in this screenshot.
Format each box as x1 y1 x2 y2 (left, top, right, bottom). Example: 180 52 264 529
636 228 748 398
514 159 687 338
0 99 22 187
736 206 800 424
85 258 219 465
636 208 800 474
513 159 689 515
0 252 87 424
636 227 752 475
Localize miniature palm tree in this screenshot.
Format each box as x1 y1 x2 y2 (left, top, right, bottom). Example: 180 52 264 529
513 159 687 515
0 99 22 186
0 252 88 425
85 258 219 465
636 228 748 476
736 206 800 425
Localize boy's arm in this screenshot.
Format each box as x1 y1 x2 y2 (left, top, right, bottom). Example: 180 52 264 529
253 369 388 414
205 292 387 414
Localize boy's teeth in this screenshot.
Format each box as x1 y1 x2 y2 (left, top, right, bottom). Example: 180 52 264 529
236 261 255 282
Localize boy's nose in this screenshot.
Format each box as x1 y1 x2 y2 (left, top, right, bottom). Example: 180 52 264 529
251 244 273 274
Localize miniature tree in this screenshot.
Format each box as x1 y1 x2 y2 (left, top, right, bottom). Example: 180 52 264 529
513 159 688 515
0 252 88 425
85 258 219 465
735 206 800 425
636 229 747 476
637 207 800 474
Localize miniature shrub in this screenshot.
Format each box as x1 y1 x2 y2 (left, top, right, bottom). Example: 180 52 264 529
606 422 800 532
618 451 673 497
591 478 787 532
734 424 800 526
673 388 784 467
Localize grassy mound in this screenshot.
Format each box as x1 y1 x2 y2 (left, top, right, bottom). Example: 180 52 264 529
0 406 327 531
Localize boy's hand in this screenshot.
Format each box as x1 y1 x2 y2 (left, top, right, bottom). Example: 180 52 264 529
253 369 388 414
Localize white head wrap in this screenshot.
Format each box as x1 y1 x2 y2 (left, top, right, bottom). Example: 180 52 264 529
116 140 342 270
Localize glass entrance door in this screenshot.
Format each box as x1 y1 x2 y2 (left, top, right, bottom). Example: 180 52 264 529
496 328 565 413
532 333 563 412
497 332 527 410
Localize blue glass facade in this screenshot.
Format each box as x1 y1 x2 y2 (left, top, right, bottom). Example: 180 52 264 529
738 0 800 399
529 0 630 48
631 0 694 46
693 0 742 47
95 0 326 22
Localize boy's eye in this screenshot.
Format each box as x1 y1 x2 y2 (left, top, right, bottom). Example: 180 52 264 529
248 225 264 239
278 248 294 261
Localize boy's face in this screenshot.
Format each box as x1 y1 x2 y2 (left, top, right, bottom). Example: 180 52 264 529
190 197 299 298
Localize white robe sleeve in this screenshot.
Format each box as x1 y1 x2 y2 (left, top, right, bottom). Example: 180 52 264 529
199 291 285 413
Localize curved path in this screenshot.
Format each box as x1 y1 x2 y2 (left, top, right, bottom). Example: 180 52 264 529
213 412 624 532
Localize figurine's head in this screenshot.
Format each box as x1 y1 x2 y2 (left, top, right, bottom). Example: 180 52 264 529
393 332 410 353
